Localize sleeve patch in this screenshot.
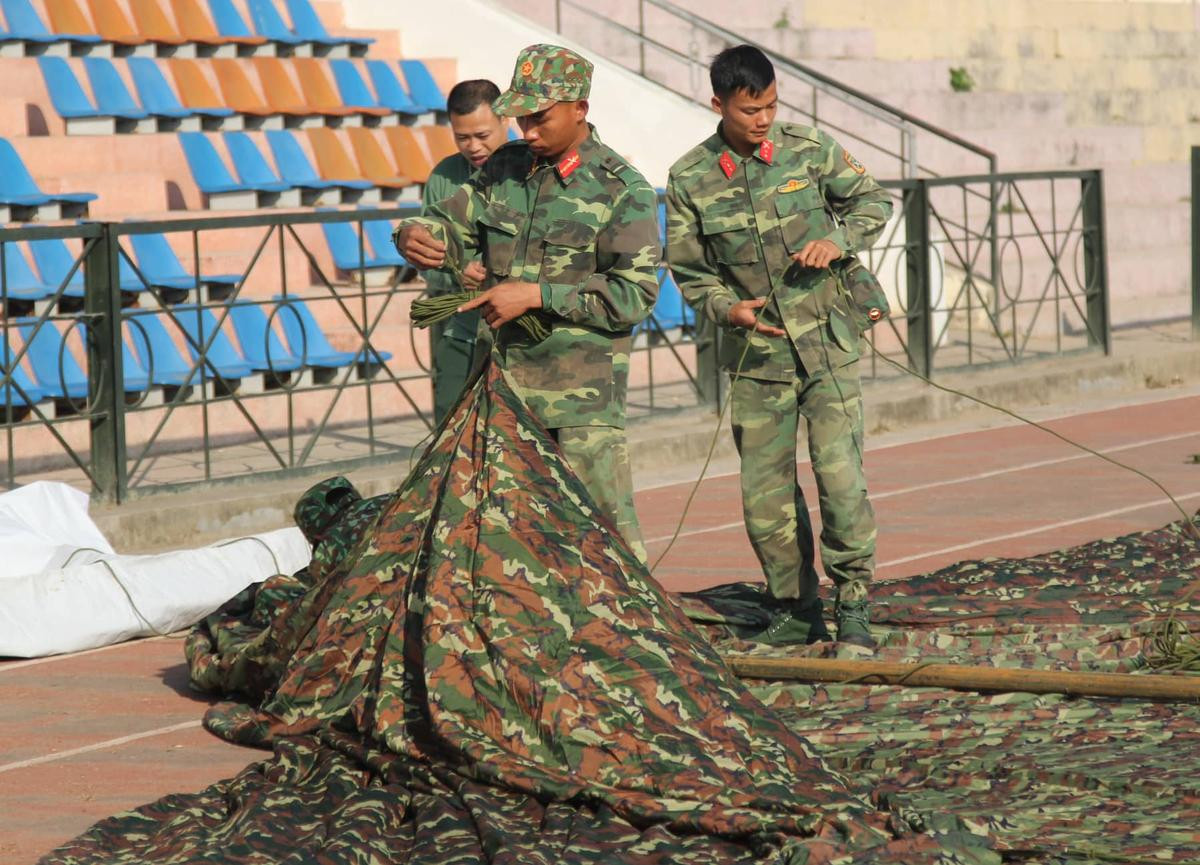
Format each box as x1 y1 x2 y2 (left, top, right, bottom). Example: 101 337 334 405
843 150 866 175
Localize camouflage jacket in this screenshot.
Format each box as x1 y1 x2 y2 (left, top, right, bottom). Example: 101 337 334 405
666 122 893 382
422 152 479 344
396 128 660 429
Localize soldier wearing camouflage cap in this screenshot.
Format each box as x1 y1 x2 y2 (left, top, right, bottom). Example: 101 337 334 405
665 45 893 647
395 44 661 559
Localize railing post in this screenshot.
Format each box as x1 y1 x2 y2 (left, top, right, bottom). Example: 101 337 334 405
554 0 561 32
637 0 646 76
86 224 127 503
1193 147 1200 340
1082 169 1111 354
904 181 933 377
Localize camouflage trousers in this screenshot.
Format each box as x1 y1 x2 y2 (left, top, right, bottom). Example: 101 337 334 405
553 425 646 563
730 361 875 605
430 323 478 426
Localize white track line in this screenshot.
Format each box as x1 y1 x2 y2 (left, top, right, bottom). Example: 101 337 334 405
644 429 1199 546
635 392 1200 493
0 720 202 774
877 491 1200 569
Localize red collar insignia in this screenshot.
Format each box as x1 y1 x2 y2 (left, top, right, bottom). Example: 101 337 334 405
557 150 581 180
759 139 774 165
718 151 736 179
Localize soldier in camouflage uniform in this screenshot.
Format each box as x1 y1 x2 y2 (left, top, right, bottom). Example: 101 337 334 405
395 44 660 559
422 79 508 424
666 45 893 647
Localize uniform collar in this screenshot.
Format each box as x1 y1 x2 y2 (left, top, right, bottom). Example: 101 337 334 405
529 125 599 186
712 123 776 179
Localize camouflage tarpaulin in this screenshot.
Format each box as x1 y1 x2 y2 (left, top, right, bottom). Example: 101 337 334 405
683 515 1200 861
41 364 995 865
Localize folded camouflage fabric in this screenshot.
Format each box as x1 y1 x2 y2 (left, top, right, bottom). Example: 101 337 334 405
42 363 997 865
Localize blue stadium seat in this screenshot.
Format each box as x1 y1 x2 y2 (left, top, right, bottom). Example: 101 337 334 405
37 56 144 135
129 231 241 292
320 217 385 272
0 137 96 219
205 0 259 41
274 294 390 367
82 57 155 122
364 59 426 116
129 57 233 126
284 0 371 55
244 0 305 46
265 129 372 198
359 213 407 268
166 304 255 379
1 0 101 50
1 333 46 407
178 131 291 206
15 317 89 400
226 299 303 373
222 131 291 190
126 309 196 386
116 248 163 293
399 60 447 112
28 238 85 299
329 60 388 114
1 241 55 302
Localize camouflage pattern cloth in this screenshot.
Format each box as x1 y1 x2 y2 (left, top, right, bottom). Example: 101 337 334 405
185 476 391 700
492 43 593 117
731 361 873 600
666 122 891 605
41 362 998 865
678 511 1200 862
423 152 482 425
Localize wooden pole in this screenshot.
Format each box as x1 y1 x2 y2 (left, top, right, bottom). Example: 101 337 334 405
725 656 1200 702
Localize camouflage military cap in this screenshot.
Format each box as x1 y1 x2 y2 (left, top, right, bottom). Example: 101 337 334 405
293 476 362 545
492 43 593 117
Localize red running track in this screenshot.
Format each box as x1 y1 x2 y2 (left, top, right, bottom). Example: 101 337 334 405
2 390 1198 862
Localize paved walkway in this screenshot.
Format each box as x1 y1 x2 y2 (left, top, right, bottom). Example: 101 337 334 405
3 382 1199 862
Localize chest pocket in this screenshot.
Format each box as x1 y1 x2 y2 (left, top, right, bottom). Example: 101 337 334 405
478 201 525 277
541 220 599 284
699 207 759 266
775 185 834 253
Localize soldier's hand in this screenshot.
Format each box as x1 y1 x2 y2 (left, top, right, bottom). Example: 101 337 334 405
791 238 842 269
395 225 446 269
461 261 487 290
459 281 543 328
728 298 787 337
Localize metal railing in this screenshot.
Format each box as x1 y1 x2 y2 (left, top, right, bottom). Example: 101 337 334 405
1 172 1107 501
546 0 996 180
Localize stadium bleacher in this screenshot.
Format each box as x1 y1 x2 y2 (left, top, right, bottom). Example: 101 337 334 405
0 0 501 449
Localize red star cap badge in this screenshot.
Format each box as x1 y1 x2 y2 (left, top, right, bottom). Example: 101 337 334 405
718 152 736 179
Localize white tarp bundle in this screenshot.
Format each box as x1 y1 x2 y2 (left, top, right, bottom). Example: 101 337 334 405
0 482 311 658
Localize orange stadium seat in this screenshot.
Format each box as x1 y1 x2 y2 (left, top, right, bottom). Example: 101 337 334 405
129 0 205 47
169 0 265 48
382 125 432 184
254 56 350 117
213 57 290 116
169 58 232 110
346 127 412 189
294 58 387 121
44 0 101 40
85 0 149 45
421 124 456 163
306 126 364 180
